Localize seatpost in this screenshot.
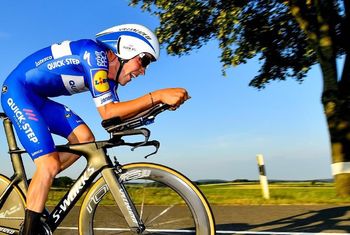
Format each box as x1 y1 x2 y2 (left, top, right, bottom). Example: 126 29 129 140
3 117 29 194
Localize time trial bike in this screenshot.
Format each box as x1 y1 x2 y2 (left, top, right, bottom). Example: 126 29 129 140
0 103 215 234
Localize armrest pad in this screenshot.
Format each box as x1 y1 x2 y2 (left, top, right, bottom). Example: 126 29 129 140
101 116 122 129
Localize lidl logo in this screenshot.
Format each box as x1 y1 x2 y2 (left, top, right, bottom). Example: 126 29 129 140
93 70 109 93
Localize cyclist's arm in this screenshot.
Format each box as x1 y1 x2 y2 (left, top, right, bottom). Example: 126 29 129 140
97 88 189 120
97 93 154 120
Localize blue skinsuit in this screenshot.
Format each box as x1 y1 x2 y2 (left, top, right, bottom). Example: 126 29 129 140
1 39 119 159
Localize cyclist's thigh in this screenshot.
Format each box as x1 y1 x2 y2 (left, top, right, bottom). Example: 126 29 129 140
40 99 87 139
1 78 56 160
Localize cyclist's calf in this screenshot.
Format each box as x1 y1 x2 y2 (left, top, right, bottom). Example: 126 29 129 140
26 152 61 213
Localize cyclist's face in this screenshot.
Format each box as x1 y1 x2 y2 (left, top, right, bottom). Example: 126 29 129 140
117 56 146 86
107 52 154 86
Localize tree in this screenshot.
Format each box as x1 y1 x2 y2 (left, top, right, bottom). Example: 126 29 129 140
129 0 350 196
52 176 74 188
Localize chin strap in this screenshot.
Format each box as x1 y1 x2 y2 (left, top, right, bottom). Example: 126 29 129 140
115 57 129 81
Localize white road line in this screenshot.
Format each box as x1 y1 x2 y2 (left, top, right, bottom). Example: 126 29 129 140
56 226 350 234
216 231 350 235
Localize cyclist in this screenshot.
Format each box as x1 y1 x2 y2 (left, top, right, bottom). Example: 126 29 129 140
1 23 189 234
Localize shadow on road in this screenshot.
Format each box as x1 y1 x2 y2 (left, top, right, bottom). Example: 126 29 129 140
216 206 350 232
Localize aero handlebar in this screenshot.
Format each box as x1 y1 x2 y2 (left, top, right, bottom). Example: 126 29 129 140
101 103 170 133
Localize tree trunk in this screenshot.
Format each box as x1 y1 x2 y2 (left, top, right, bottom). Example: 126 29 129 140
309 0 350 197
322 96 350 196
319 51 350 196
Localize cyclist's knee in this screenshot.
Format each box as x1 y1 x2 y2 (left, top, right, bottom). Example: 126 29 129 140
80 132 95 143
71 132 95 144
34 153 61 178
68 124 95 144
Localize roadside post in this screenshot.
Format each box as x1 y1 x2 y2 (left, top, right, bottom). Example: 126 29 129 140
257 154 270 199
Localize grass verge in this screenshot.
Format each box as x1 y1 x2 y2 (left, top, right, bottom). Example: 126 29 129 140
46 182 350 206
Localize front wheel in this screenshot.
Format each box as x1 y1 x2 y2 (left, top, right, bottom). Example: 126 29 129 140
79 163 215 234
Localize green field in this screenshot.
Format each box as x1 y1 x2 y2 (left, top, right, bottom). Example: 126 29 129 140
46 182 350 206
200 182 350 205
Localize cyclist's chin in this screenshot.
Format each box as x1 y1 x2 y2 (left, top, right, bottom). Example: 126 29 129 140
119 80 130 86
118 79 130 86
118 76 131 86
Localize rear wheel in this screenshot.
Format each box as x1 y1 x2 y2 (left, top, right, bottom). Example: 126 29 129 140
79 163 215 234
0 175 26 234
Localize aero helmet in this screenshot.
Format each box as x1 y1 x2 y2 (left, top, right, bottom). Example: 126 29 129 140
96 24 160 61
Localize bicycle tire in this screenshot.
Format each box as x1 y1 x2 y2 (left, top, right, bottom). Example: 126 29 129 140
0 174 26 235
79 163 215 234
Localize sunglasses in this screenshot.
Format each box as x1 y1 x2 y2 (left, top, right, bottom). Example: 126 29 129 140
139 53 154 68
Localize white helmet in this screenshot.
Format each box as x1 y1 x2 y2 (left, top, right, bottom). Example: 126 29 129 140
96 24 160 61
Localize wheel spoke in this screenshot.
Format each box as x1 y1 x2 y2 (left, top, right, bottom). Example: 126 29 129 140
139 186 146 221
145 204 175 226
151 217 192 227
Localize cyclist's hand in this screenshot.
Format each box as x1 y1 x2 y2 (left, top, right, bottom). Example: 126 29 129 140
153 88 190 110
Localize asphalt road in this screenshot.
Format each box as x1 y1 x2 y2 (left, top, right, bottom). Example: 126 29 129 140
50 205 350 234
211 205 350 233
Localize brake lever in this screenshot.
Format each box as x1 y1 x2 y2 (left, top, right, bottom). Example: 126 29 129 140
144 140 160 158
131 140 160 158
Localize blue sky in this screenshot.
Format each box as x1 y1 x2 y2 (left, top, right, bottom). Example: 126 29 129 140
0 0 332 181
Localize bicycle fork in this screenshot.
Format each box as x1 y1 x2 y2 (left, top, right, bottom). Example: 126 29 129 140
101 168 145 234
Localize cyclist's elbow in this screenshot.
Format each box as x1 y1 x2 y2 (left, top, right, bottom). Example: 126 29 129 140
98 103 114 120
98 102 125 120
